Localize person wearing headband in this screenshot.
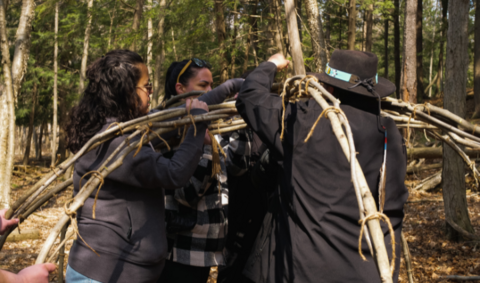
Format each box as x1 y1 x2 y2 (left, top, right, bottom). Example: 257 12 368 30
236 50 408 283
159 59 245 283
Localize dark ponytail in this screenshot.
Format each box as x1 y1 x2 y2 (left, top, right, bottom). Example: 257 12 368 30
66 49 144 153
164 59 209 100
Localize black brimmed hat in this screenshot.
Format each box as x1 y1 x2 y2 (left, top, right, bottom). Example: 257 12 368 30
312 50 395 98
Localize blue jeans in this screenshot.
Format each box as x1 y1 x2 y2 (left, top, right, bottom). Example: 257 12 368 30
66 265 103 283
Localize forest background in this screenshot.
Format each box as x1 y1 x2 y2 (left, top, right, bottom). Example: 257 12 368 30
2 0 480 281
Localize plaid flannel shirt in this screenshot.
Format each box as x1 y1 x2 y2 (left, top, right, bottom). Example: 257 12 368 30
165 131 252 267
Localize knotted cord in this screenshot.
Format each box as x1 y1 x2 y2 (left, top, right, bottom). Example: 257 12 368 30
78 171 105 219
64 198 99 256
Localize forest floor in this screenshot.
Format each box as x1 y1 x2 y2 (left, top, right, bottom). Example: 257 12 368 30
2 95 480 282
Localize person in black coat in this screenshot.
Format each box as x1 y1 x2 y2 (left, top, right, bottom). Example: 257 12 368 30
236 50 409 283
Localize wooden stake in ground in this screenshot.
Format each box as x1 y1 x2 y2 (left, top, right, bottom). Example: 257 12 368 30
284 0 305 75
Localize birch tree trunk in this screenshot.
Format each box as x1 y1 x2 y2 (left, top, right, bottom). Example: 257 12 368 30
285 0 305 75
0 0 13 209
152 0 167 106
394 0 401 98
304 0 328 72
78 0 94 95
347 0 356 50
473 0 480 118
52 1 59 167
443 0 474 241
416 0 424 100
400 0 417 103
365 3 373 52
146 0 153 80
130 0 144 52
22 82 37 165
215 0 228 83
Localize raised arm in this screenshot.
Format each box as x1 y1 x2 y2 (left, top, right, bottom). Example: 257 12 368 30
199 78 244 105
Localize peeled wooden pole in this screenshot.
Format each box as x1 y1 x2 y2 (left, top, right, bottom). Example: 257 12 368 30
284 0 305 75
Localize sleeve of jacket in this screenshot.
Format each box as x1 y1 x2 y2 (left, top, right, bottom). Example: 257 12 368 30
236 61 285 157
199 78 244 105
107 108 208 190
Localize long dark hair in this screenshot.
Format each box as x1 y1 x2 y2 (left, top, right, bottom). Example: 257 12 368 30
67 49 144 153
164 59 209 100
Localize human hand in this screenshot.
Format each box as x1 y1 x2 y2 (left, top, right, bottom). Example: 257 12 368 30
268 53 289 71
10 263 56 283
0 209 19 235
187 98 209 113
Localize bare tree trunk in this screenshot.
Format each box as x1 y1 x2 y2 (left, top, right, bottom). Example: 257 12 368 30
243 27 251 73
107 1 116 50
52 1 59 167
473 0 480 118
171 28 178 61
146 0 153 81
347 0 356 50
384 17 389 78
428 1 438 98
22 82 37 165
365 3 373 52
79 0 93 95
416 0 424 100
272 0 284 55
130 0 144 52
215 0 228 83
0 0 14 209
230 0 238 77
304 0 328 72
37 122 45 161
394 0 401 98
152 0 167 106
325 8 331 58
443 0 473 241
11 0 35 100
57 95 67 161
436 0 448 97
400 0 417 103
285 0 305 75
296 0 302 43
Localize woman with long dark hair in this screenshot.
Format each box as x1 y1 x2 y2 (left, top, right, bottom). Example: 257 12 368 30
65 50 209 283
159 59 245 283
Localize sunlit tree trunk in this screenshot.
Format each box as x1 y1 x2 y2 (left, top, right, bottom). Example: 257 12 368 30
130 0 144 52
285 0 305 75
436 0 448 96
79 0 93 95
365 3 373 52
146 0 153 81
52 1 59 167
0 0 13 210
152 0 167 106
443 0 473 241
400 0 417 103
428 1 438 98
347 0 356 50
23 82 37 165
215 0 228 83
304 0 328 72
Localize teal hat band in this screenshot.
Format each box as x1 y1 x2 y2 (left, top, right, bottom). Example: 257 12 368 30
325 63 378 85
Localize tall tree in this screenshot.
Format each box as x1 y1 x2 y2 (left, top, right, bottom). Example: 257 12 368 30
400 0 417 103
22 82 37 165
215 0 228 83
78 0 94 95
416 0 424 99
51 1 59 167
365 3 373 52
130 0 145 52
285 0 305 74
0 0 35 209
147 0 153 80
273 0 285 55
436 0 448 96
428 0 439 98
442 0 474 241
347 0 356 50
384 16 389 78
0 0 14 210
473 0 480 118
394 0 401 97
304 0 328 72
230 0 238 77
152 0 167 106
